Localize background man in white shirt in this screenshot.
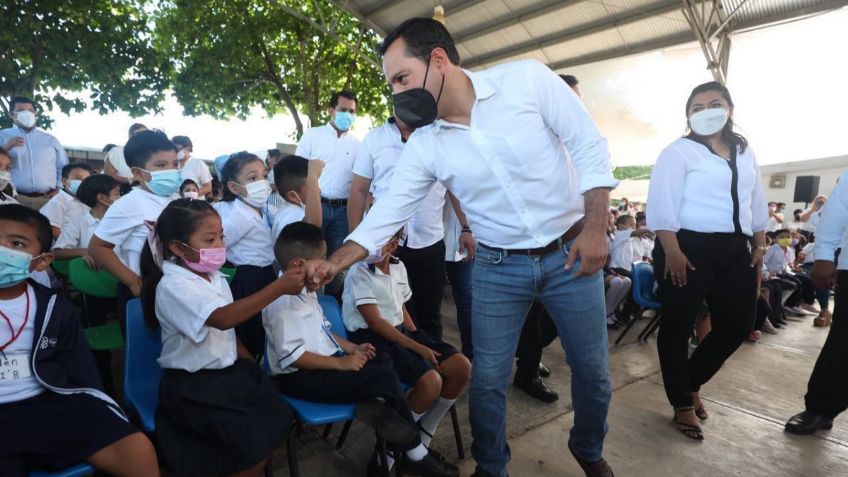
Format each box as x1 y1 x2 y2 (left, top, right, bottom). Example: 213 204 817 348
0 96 69 210
306 18 616 477
786 169 848 435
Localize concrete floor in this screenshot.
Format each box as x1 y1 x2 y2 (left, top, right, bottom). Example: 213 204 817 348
268 298 848 477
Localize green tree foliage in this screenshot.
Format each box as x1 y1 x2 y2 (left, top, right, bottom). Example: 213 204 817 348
613 165 653 180
155 0 390 139
0 0 170 128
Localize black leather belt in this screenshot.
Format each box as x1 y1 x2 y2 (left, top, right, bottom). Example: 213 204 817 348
321 197 348 207
479 220 584 257
18 190 55 198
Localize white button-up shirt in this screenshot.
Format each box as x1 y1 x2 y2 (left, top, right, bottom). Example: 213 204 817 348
270 201 305 241
0 126 68 194
94 188 173 275
214 199 275 267
353 119 446 249
39 190 90 229
55 212 100 250
263 285 343 375
815 169 848 270
342 260 412 333
647 138 769 237
180 158 213 188
347 60 615 254
156 262 237 372
295 123 360 199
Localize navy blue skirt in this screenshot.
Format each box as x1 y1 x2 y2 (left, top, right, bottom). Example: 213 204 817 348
229 264 276 359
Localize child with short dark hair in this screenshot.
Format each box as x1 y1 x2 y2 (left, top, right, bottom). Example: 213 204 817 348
179 179 200 200
270 155 322 240
264 222 456 475
0 204 158 477
141 199 296 477
39 162 93 238
54 174 121 266
0 147 17 205
343 229 470 474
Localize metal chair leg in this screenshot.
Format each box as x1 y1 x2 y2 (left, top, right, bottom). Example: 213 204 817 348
376 436 391 477
615 307 644 345
638 312 661 342
323 423 333 438
450 404 464 459
336 420 353 449
287 425 300 477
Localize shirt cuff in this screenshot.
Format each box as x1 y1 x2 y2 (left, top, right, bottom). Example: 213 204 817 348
355 297 378 306
579 175 620 194
279 345 305 369
346 231 381 260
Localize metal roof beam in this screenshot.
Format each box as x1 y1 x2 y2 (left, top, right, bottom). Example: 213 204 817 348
463 1 682 68
362 0 486 23
453 0 586 44
363 0 407 19
547 33 693 71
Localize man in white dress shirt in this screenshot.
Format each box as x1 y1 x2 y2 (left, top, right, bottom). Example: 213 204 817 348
0 96 69 210
306 18 616 477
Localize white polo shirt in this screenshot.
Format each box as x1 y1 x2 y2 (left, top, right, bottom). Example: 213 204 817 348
295 123 360 200
764 244 795 274
263 285 343 375
342 259 412 333
156 261 237 372
353 120 446 249
39 190 89 229
105 146 134 181
609 229 642 270
214 199 274 267
94 188 173 275
0 285 44 404
270 201 306 242
54 213 100 250
180 158 213 188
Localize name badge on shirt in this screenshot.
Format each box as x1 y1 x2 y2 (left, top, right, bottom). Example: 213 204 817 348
0 353 32 381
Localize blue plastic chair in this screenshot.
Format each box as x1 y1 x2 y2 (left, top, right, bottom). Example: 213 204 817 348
29 463 93 477
615 262 662 345
123 298 163 433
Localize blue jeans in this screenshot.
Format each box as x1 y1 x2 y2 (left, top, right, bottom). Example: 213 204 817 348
321 203 349 295
446 260 474 360
470 242 611 476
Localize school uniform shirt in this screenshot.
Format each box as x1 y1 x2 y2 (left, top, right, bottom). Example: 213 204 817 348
213 199 275 267
0 126 68 194
640 235 655 258
263 284 343 375
0 285 44 404
354 119 447 249
0 190 18 205
609 229 642 270
801 211 822 233
94 188 173 275
764 245 795 274
180 158 213 188
155 261 237 372
39 189 90 229
768 213 786 232
801 243 816 264
295 123 360 200
270 201 306 241
105 146 134 181
815 169 848 270
647 138 769 237
347 59 616 256
54 212 100 250
342 259 412 333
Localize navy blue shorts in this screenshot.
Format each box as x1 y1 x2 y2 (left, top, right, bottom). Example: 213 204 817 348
349 326 458 385
0 391 137 477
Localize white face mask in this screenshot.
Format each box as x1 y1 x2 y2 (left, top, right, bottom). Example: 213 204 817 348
14 110 36 129
0 171 11 190
177 150 187 161
689 108 728 136
239 179 272 207
183 191 199 200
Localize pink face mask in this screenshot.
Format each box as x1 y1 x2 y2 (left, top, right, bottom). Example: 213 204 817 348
182 244 227 274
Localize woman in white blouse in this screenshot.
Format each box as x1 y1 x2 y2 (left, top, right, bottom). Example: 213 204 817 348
647 82 769 441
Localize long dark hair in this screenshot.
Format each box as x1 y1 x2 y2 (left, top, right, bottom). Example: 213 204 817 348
140 198 219 328
220 151 263 202
684 81 748 154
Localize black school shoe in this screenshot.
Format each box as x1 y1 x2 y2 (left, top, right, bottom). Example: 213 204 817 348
785 410 834 435
514 373 559 403
538 361 552 377
356 399 419 445
402 451 460 477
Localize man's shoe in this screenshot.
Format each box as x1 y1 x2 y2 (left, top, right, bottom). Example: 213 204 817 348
785 410 833 435
569 443 615 477
514 374 559 402
356 399 419 445
539 361 552 377
403 451 460 477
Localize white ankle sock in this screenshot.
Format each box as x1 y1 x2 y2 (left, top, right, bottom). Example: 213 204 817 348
406 443 428 462
412 411 424 422
419 397 455 447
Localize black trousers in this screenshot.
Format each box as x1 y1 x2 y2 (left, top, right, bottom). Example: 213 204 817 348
273 362 421 450
779 273 815 306
805 271 848 419
397 240 447 340
515 302 559 377
653 230 757 408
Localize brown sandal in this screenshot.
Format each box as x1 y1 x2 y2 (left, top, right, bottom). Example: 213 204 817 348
674 407 704 441
695 404 709 421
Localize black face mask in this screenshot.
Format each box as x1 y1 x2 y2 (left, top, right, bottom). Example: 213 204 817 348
392 56 445 129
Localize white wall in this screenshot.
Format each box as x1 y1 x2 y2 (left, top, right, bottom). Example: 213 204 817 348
761 167 844 210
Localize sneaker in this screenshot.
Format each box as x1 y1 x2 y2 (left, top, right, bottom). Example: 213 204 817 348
785 306 807 316
761 319 778 334
403 451 460 477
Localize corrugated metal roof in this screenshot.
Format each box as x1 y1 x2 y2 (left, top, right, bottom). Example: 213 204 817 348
334 0 848 71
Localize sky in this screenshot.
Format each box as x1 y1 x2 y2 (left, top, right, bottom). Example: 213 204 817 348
45 7 848 167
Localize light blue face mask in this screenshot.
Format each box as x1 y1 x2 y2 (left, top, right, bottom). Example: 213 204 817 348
142 169 182 197
0 246 40 289
68 179 82 195
333 111 355 131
